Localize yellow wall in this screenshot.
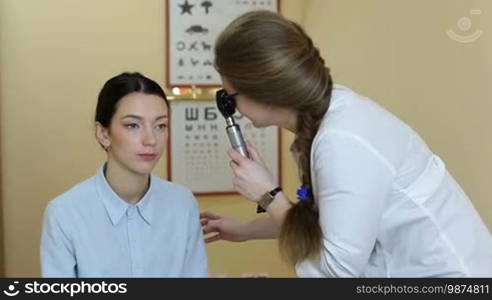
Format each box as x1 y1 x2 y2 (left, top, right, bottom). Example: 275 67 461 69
1 0 490 277
0 0 301 277
304 0 491 229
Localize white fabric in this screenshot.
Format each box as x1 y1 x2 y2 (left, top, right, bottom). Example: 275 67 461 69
295 85 492 277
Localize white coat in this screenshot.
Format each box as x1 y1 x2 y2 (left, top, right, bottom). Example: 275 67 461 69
296 85 492 277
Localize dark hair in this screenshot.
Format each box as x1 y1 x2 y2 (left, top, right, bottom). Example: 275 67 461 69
215 10 333 265
95 72 168 128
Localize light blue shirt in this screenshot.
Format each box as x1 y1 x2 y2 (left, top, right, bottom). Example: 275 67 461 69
41 164 208 277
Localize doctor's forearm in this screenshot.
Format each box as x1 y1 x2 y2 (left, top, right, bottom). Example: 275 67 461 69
245 216 281 239
244 193 293 240
265 192 293 228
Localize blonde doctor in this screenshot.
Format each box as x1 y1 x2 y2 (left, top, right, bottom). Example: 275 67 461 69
200 11 492 277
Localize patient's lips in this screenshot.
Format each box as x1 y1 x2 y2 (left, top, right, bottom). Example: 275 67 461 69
138 153 157 161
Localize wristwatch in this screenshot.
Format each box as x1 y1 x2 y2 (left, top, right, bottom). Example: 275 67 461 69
257 187 282 213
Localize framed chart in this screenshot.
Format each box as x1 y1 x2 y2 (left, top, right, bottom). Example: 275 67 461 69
167 96 281 195
166 0 280 87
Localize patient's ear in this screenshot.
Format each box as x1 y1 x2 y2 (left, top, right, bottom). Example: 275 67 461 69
95 122 111 151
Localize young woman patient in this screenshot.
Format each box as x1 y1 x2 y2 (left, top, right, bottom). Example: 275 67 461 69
41 72 208 277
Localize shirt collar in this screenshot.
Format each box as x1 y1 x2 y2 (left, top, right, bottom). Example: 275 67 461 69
135 177 154 225
95 163 154 226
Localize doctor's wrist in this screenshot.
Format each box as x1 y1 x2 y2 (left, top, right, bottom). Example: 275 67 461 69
254 183 278 202
266 192 293 226
257 186 282 213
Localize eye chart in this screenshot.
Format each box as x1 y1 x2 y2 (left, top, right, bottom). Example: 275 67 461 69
168 99 280 194
166 0 279 87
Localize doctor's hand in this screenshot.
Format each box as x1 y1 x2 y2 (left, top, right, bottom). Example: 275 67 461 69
228 142 276 202
200 211 249 243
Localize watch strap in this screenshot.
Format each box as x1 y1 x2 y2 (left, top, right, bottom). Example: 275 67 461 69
257 187 282 213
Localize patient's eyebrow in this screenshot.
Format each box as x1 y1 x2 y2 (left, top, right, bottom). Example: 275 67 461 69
121 114 142 120
121 114 168 121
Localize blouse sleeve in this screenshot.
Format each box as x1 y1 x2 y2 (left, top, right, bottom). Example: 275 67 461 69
296 130 395 277
40 202 77 277
182 193 209 277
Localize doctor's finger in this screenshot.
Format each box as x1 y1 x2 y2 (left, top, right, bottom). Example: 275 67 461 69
205 234 222 243
228 148 249 165
246 141 265 165
200 211 221 220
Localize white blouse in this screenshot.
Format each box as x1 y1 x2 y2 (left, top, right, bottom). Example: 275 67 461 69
296 85 492 277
